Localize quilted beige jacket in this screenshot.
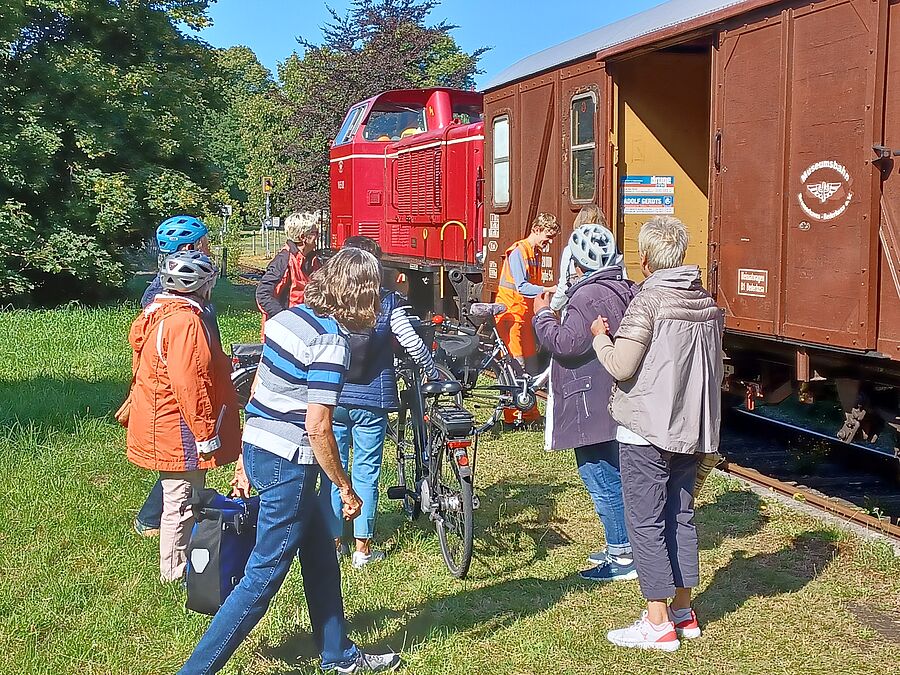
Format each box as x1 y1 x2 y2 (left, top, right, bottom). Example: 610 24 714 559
610 265 724 454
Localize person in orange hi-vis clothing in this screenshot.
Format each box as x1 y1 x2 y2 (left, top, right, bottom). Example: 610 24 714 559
495 212 560 423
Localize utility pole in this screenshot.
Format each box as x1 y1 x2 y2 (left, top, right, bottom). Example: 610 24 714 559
219 204 232 278
262 176 274 258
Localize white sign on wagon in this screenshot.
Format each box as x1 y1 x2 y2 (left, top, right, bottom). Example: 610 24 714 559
621 176 675 215
738 269 768 297
488 213 500 239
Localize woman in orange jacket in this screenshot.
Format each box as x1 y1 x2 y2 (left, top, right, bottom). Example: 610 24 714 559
126 250 241 582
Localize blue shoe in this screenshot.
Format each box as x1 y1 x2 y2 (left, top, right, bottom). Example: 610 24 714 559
579 558 638 582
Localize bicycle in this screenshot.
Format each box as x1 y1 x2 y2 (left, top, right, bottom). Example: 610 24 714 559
386 329 478 578
433 302 549 430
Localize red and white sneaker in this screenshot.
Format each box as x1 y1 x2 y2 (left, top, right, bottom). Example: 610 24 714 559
607 611 680 652
668 607 702 639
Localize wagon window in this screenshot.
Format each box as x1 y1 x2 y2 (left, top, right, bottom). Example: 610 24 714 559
492 115 510 207
570 93 596 203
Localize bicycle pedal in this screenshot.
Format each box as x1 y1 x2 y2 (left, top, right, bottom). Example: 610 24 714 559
386 486 408 500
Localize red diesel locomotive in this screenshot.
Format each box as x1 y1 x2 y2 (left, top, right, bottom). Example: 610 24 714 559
329 87 486 314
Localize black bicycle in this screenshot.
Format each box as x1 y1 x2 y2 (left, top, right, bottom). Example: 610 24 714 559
386 348 478 578
230 343 262 408
433 303 549 429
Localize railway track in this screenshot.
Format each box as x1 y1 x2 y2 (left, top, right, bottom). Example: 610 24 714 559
720 410 900 542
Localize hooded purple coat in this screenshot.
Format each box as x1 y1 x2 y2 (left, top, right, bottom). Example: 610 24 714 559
533 267 634 450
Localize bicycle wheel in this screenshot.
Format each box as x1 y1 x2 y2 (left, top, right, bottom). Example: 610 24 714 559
393 392 422 521
433 442 474 578
231 366 257 409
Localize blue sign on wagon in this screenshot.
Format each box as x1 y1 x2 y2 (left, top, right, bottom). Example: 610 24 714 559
621 175 675 215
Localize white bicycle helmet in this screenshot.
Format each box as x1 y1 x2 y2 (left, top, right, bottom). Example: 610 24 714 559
568 223 617 272
160 250 217 294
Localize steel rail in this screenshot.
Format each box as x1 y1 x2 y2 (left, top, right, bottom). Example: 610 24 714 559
721 461 900 540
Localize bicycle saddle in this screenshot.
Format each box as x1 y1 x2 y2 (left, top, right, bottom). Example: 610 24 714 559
422 380 462 396
470 302 507 318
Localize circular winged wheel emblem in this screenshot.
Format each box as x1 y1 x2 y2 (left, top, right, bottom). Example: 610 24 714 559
797 160 853 222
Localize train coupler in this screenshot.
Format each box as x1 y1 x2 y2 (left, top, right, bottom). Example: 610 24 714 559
837 406 866 444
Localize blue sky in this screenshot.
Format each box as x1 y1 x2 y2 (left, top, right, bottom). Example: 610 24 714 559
197 0 667 88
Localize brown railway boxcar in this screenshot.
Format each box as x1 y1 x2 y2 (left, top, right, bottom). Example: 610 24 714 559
483 0 900 459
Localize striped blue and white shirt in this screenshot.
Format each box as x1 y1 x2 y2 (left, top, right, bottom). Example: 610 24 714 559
242 304 350 464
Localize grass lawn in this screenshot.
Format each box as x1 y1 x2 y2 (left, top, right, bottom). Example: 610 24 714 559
1 279 899 674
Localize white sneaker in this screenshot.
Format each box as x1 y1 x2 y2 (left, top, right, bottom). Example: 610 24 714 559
607 611 680 652
351 549 386 569
334 650 401 672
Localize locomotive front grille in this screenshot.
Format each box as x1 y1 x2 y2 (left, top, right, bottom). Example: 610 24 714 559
395 147 443 216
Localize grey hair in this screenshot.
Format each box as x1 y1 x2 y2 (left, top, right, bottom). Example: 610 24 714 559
284 211 319 242
638 216 689 272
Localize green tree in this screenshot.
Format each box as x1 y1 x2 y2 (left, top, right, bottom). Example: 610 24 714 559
279 0 487 210
0 0 220 304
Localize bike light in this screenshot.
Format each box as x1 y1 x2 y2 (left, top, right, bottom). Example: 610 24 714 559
432 314 444 325
448 440 471 449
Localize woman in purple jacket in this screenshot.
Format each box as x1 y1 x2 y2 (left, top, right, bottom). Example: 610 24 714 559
533 223 636 582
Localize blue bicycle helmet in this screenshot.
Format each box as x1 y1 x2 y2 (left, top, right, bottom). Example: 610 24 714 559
156 215 208 253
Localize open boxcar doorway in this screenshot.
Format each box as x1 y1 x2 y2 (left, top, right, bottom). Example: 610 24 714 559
608 44 712 284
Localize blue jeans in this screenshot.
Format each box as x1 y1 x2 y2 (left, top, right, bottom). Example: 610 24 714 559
319 406 388 541
136 479 163 529
178 444 358 674
574 441 631 557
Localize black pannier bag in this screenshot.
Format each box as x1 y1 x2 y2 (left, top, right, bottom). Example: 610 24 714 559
434 333 482 388
184 488 260 616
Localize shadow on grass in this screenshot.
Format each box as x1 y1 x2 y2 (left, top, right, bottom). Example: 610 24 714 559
370 478 574 580
0 376 127 433
470 479 575 576
255 491 834 671
695 489 768 550
262 575 584 671
693 529 839 626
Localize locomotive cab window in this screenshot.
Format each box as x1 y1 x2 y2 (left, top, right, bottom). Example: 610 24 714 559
492 115 510 207
363 104 426 141
570 93 596 203
334 104 366 146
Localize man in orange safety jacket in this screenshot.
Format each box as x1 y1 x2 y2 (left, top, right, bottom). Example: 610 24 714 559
495 212 560 424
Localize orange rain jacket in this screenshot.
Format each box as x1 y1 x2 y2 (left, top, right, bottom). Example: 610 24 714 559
495 239 542 360
126 294 241 472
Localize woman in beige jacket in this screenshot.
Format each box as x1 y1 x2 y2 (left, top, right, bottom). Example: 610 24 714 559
591 216 724 652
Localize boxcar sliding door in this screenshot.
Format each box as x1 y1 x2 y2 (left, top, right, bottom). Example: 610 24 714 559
712 0 883 350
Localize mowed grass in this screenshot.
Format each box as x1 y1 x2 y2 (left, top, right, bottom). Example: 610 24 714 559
1 281 899 674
